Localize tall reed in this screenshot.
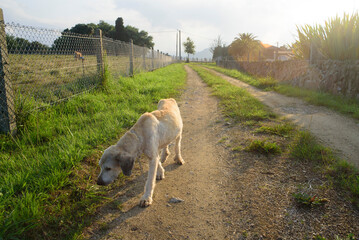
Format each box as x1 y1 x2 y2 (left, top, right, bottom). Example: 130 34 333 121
292 12 359 60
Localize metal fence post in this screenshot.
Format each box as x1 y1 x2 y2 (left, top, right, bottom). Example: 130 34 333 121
0 8 16 134
129 39 134 76
95 29 104 76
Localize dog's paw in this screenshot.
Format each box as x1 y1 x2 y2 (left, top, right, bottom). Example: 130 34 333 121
174 156 185 165
139 196 153 208
156 172 165 180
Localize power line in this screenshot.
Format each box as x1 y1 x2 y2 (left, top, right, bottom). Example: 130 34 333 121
148 30 177 34
181 30 214 41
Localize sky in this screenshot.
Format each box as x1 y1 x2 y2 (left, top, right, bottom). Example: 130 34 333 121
1 0 358 56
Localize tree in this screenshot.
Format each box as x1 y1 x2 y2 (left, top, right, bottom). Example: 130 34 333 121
126 25 154 48
63 23 94 35
183 37 195 62
228 33 261 61
97 20 116 38
210 35 229 60
115 17 128 42
62 18 154 48
6 35 49 54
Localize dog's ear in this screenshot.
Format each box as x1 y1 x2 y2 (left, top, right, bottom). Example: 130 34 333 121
118 154 135 176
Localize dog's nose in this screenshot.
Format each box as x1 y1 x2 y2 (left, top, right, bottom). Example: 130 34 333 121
97 178 105 185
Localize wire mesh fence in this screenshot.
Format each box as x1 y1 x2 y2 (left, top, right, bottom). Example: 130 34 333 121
0 16 174 134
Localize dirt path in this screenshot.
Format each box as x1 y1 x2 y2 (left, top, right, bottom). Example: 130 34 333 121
206 68 359 168
83 65 232 239
82 66 359 239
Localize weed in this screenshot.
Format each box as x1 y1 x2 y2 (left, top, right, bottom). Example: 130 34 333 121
218 136 229 143
245 139 281 155
255 122 295 137
293 192 328 207
327 160 359 207
232 146 242 152
290 131 334 165
314 234 356 240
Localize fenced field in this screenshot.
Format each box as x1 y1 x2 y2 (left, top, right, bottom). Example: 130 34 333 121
0 14 173 134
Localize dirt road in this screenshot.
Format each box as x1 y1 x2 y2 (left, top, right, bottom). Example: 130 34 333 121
83 66 359 239
207 68 359 168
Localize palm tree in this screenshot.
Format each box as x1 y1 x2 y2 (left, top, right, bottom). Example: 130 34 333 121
229 33 261 61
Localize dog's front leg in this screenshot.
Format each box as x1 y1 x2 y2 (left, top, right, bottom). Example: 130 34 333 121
139 156 159 207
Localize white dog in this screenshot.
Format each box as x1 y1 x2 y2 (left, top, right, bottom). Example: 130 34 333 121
97 98 184 207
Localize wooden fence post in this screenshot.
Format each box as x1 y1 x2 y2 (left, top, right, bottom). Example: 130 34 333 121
0 8 16 134
129 39 134 76
142 46 146 71
151 48 154 70
157 50 160 69
95 29 104 76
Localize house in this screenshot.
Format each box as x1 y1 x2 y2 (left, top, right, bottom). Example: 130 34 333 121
260 43 293 61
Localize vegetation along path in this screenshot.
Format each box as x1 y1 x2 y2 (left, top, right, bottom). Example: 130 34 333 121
82 65 358 239
206 67 359 168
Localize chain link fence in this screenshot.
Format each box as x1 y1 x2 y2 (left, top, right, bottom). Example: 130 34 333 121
0 11 173 134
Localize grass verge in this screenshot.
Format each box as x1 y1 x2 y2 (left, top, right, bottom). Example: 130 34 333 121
204 64 359 120
0 63 186 239
190 65 275 121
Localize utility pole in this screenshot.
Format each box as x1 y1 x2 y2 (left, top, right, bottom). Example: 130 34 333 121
179 30 181 61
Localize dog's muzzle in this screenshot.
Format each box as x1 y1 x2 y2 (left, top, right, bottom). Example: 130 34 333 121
97 177 107 186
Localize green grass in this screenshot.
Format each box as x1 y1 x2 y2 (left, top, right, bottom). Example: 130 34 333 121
254 122 295 137
290 131 359 207
245 139 281 155
0 63 186 239
190 65 275 121
290 131 335 165
203 64 359 120
204 64 278 90
274 84 359 120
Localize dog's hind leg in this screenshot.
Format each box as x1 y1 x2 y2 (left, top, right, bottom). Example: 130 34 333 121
174 134 185 165
156 161 165 180
160 145 170 163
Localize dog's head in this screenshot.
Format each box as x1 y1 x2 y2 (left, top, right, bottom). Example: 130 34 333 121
97 145 135 186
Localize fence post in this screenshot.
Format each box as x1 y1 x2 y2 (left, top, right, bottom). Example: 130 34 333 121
0 8 16 134
95 29 104 76
129 39 134 76
142 46 146 71
157 50 160 68
151 48 154 70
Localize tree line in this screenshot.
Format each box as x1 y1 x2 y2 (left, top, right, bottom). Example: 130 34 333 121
6 17 154 54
